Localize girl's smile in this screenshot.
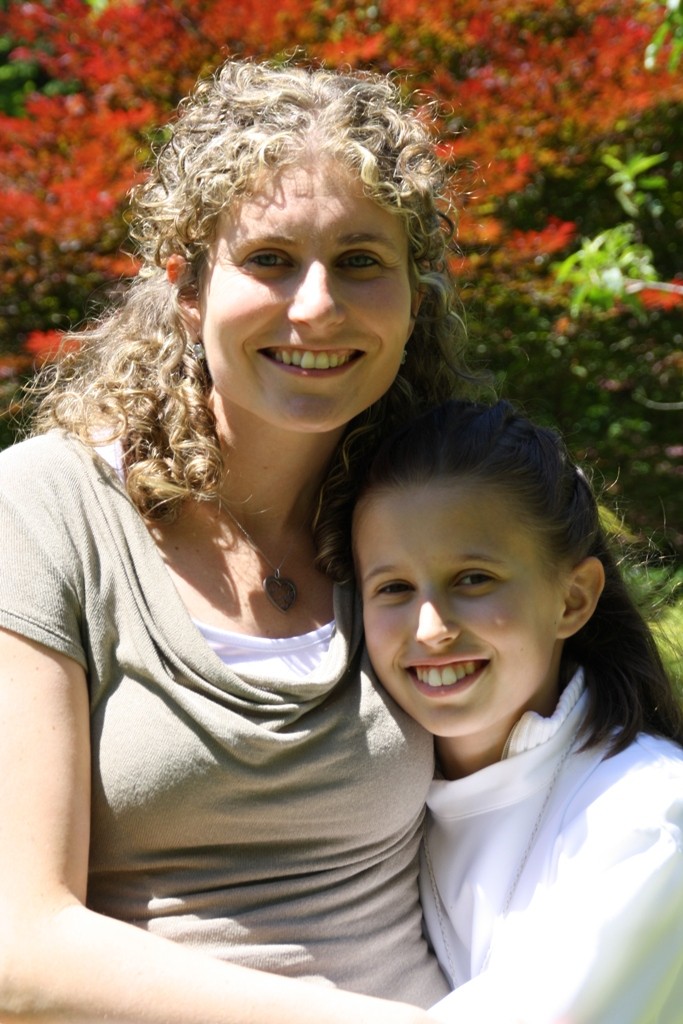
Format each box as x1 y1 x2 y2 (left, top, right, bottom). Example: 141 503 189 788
411 659 485 691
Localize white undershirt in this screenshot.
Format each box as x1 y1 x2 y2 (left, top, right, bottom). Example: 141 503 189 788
195 619 336 680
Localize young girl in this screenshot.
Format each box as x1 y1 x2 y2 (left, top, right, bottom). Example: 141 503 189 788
352 399 683 1024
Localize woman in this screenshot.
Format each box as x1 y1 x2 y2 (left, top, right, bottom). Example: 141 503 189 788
0 59 466 1022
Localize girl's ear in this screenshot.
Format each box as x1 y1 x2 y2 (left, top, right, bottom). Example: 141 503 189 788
166 255 201 333
557 556 605 639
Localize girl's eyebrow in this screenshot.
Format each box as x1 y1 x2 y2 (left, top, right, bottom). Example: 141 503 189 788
456 552 505 564
360 552 506 582
359 563 400 583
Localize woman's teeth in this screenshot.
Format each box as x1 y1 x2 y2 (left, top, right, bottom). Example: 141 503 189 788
416 662 480 687
271 349 354 369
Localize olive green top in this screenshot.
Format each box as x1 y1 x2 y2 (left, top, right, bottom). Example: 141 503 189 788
0 431 448 1006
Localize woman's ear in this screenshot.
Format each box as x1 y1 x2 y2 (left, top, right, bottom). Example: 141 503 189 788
166 255 201 333
557 556 605 639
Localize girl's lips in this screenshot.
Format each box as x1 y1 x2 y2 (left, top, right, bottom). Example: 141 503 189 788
410 659 488 690
265 347 359 370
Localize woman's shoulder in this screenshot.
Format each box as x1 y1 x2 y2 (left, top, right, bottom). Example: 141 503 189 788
1 429 88 466
0 430 133 551
0 430 116 495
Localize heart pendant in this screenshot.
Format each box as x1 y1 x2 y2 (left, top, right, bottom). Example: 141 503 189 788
263 573 297 613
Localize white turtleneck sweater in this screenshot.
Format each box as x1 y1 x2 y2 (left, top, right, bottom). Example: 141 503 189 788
425 670 683 1024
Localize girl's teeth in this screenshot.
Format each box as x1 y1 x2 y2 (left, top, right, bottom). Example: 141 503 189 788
417 662 479 687
272 350 351 369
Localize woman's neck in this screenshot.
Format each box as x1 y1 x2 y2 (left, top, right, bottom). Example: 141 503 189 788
145 415 344 638
216 418 345 532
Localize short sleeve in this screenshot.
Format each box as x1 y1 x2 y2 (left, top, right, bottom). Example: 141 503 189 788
0 436 87 668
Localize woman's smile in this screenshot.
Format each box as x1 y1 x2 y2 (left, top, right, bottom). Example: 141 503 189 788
266 347 360 370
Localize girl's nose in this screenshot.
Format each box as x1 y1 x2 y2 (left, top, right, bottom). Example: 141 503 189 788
415 599 459 646
289 263 343 328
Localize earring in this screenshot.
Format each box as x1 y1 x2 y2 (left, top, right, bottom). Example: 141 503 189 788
400 348 407 365
192 340 205 362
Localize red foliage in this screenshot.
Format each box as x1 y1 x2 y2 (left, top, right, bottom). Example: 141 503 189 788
507 218 577 259
23 330 80 364
638 285 683 310
1 0 682 362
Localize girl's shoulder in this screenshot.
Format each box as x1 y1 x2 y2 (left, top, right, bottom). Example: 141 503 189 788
562 730 683 833
607 731 683 779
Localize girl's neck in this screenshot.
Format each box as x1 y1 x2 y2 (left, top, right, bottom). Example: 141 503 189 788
436 681 562 781
436 733 509 781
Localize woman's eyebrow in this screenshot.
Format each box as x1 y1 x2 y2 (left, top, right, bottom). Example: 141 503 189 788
235 230 401 248
337 231 402 248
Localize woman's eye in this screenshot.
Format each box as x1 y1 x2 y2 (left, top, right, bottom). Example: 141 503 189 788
248 252 288 268
339 252 379 269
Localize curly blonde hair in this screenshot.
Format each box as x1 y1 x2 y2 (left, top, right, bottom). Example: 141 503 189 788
30 57 471 579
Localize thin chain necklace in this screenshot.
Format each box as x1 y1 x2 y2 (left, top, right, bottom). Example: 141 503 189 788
423 734 575 981
223 507 298 613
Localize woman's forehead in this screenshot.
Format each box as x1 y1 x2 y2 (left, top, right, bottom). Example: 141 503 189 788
214 161 409 249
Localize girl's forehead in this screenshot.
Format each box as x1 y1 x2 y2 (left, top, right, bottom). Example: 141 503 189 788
357 477 488 514
354 477 533 544
354 477 568 581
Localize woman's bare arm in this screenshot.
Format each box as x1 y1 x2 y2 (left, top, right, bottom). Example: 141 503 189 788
0 629 433 1024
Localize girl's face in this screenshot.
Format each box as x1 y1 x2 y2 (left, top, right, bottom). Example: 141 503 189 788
354 479 601 779
180 159 417 444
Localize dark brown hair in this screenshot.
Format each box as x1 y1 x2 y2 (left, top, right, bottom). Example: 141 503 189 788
355 399 683 754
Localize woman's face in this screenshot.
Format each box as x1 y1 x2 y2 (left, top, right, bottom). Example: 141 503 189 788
182 160 417 442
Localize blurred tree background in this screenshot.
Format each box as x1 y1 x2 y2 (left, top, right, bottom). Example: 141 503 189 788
0 0 681 666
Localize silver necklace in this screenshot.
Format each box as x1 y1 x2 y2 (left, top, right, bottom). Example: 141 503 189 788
224 508 298 613
423 735 575 981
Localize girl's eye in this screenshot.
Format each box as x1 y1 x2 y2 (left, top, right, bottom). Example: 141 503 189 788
375 581 413 596
457 572 493 587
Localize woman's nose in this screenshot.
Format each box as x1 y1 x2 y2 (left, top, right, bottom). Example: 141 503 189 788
289 263 343 328
415 599 459 645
